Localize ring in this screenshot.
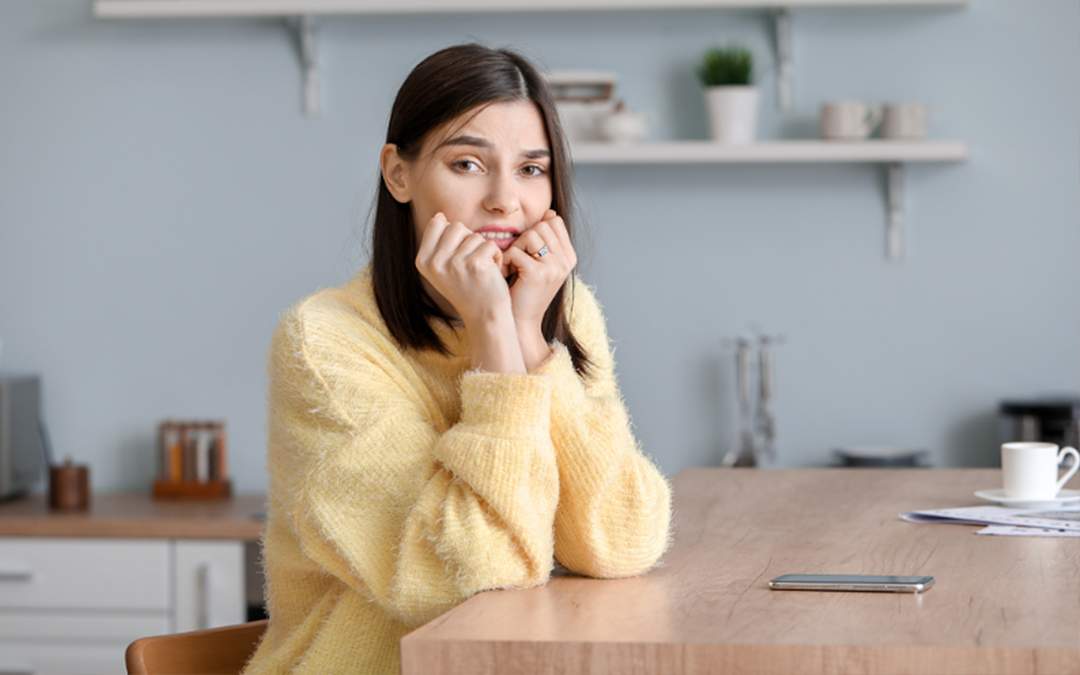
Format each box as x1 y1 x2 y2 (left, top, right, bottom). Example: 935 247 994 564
533 245 549 259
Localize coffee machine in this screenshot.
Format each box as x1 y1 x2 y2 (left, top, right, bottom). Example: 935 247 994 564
999 396 1080 450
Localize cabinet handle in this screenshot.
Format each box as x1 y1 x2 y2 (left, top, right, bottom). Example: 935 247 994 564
0 569 33 582
197 563 214 630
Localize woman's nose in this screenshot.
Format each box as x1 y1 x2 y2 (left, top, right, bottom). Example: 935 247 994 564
482 172 520 215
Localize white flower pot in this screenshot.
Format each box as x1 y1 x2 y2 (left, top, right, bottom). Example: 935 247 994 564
705 86 760 144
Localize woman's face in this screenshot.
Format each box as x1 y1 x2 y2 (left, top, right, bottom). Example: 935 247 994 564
381 100 554 255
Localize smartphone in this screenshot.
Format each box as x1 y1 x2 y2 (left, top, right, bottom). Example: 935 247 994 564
768 574 934 593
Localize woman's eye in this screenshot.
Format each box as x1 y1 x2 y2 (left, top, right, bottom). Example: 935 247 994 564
451 160 546 177
452 159 480 173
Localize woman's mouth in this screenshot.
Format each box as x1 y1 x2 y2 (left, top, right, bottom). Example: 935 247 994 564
478 231 518 251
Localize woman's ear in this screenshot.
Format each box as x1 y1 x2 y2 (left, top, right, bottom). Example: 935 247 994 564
380 143 412 204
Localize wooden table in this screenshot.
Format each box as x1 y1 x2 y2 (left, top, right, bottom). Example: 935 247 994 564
401 468 1080 675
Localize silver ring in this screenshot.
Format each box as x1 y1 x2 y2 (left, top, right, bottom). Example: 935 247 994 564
533 245 549 259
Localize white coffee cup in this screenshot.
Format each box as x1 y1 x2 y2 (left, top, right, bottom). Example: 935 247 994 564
881 102 928 139
820 101 882 140
1000 442 1080 499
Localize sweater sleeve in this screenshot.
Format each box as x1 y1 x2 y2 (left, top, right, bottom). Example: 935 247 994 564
267 300 559 628
530 278 673 579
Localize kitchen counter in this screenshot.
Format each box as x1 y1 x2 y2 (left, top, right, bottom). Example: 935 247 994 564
0 492 265 540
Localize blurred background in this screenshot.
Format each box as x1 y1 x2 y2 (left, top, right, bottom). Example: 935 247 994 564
2 0 1078 495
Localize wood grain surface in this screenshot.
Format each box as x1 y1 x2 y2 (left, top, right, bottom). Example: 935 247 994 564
0 492 265 539
401 468 1080 675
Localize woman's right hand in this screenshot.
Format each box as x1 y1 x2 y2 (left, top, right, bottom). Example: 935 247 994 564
415 212 512 327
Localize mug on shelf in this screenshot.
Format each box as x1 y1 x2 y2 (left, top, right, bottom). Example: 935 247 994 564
820 101 882 140
881 102 928 139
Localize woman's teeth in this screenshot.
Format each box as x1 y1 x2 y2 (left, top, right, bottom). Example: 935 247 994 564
479 231 515 240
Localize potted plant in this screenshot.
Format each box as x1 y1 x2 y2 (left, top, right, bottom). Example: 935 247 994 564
697 46 758 144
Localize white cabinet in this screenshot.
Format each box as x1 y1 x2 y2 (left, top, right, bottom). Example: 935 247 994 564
0 642 147 675
174 540 246 632
0 537 247 675
0 539 170 610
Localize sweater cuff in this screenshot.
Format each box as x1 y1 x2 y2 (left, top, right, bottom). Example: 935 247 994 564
460 370 553 434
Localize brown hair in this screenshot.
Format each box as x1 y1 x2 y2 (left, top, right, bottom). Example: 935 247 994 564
369 43 593 379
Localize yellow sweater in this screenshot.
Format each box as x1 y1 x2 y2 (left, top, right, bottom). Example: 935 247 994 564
242 265 673 675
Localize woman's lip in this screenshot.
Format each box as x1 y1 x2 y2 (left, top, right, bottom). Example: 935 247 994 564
490 236 517 251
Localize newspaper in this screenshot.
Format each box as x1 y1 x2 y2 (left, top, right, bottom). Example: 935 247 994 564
900 505 1080 537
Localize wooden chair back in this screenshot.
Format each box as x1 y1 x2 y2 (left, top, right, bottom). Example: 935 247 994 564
124 619 268 675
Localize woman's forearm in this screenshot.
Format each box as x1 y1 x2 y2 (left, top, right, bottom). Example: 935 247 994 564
517 322 553 373
466 313 527 374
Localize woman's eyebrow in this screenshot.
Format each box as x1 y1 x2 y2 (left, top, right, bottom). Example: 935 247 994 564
436 134 551 159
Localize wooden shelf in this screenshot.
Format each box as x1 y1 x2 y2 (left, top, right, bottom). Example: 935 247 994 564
570 140 968 164
94 0 968 18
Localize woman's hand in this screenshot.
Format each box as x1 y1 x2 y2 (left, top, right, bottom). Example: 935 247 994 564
415 212 512 327
502 209 577 327
501 209 578 371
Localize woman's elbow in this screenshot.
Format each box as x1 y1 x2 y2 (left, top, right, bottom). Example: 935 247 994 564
559 497 673 579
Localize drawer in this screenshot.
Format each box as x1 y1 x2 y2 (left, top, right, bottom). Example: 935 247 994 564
0 640 130 675
0 609 170 641
0 538 169 611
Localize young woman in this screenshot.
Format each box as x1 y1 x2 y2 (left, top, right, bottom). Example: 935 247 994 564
243 43 673 675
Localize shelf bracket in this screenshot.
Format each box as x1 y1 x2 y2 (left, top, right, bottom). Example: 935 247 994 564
884 162 905 261
771 8 793 112
285 15 320 117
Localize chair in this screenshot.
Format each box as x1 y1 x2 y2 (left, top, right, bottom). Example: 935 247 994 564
125 619 268 675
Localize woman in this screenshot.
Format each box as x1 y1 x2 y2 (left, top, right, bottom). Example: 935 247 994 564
243 43 673 675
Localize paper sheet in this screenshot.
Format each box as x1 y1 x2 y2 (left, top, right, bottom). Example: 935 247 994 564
900 505 1080 532
975 525 1080 538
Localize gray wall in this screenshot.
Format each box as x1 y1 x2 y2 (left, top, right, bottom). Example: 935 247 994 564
2 0 1078 493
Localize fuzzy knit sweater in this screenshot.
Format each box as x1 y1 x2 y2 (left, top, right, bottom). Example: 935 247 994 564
241 265 673 675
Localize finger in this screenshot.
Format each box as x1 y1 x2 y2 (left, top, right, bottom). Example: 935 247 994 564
547 214 574 259
540 213 576 270
431 221 471 268
526 223 559 265
464 238 502 270
503 246 540 277
416 212 449 265
532 220 561 257
515 229 550 258
452 231 487 263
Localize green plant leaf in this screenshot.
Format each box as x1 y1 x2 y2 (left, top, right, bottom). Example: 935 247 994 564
697 46 754 87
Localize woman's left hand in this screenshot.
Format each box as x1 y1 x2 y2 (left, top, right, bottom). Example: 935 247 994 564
501 209 577 331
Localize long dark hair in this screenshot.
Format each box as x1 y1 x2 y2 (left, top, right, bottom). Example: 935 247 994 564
370 43 593 379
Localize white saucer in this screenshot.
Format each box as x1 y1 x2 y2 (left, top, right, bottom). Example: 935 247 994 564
974 488 1080 508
